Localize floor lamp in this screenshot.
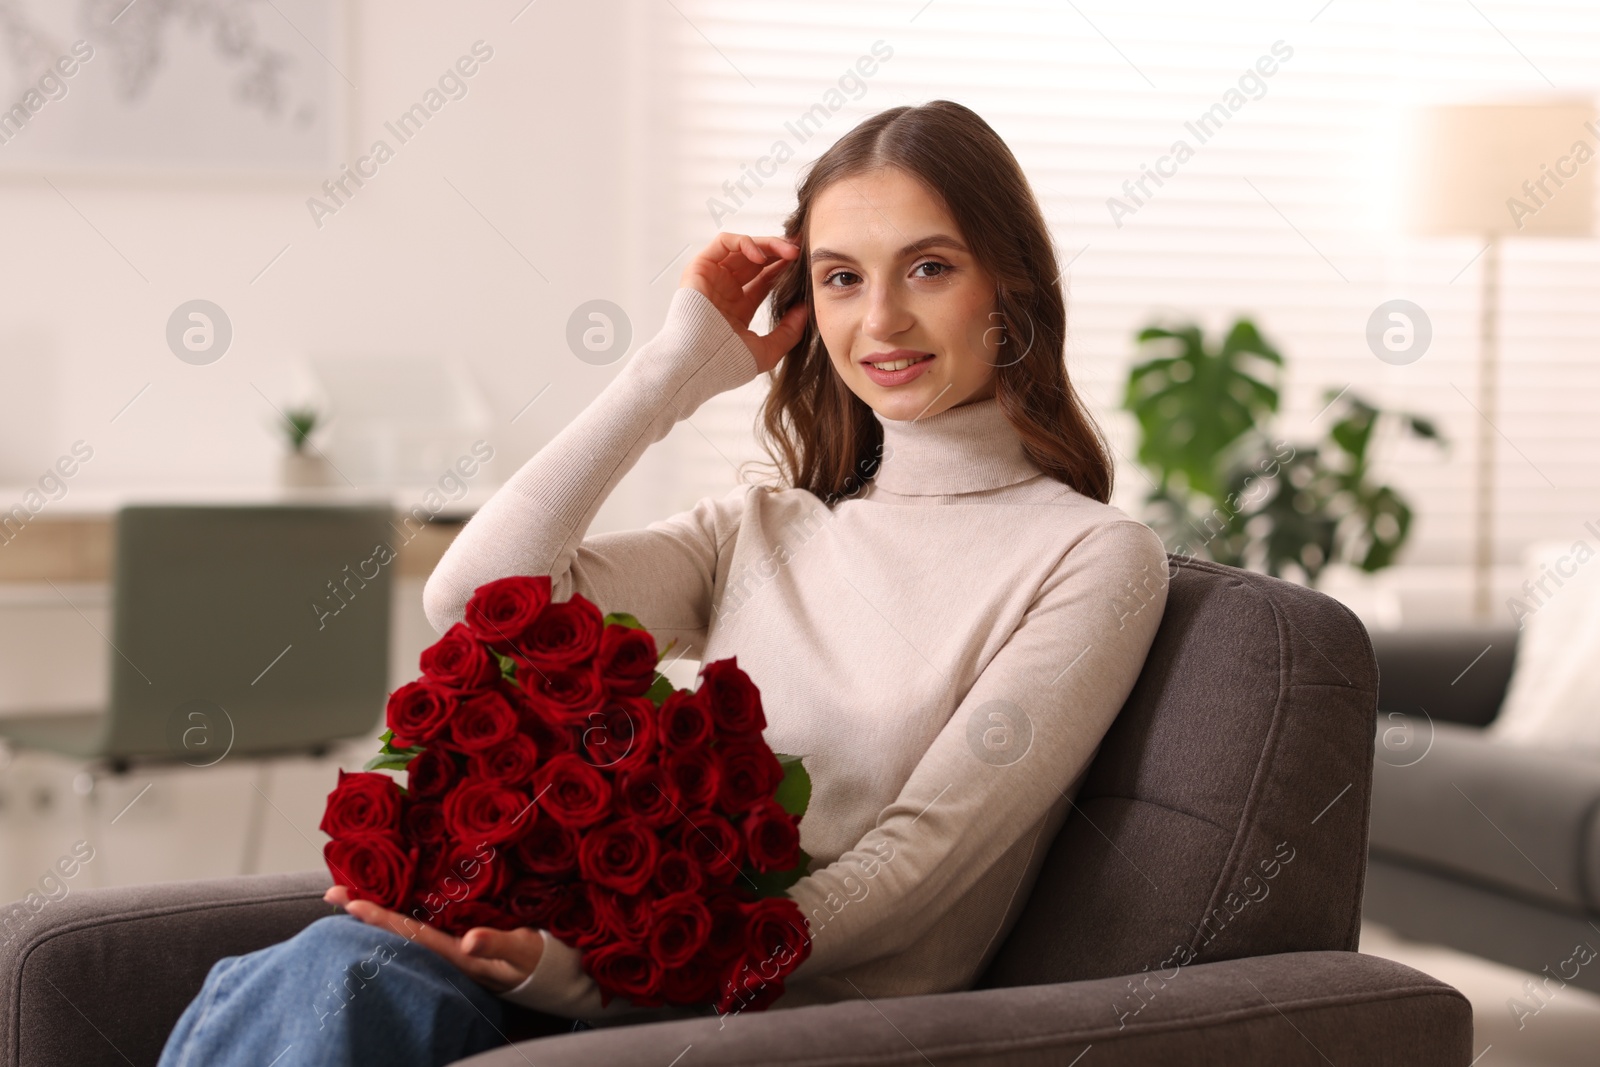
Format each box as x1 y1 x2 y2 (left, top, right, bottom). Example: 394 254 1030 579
1406 100 1597 620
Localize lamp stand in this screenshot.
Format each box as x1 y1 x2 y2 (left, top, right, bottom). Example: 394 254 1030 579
1473 234 1500 621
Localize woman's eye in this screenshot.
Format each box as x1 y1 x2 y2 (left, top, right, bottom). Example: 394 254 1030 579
822 269 859 288
913 260 950 279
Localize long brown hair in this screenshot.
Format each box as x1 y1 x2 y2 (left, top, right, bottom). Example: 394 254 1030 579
741 99 1113 507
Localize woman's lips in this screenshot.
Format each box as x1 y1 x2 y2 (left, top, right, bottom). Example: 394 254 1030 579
862 354 935 387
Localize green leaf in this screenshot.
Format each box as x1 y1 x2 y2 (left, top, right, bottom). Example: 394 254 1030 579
364 751 421 772
1123 318 1283 500
602 611 644 630
742 849 811 898
773 754 811 817
645 673 676 707
378 728 394 744
494 651 519 682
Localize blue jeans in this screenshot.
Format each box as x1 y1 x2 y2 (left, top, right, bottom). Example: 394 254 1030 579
158 914 588 1067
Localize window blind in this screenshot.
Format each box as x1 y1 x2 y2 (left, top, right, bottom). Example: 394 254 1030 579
650 0 1600 625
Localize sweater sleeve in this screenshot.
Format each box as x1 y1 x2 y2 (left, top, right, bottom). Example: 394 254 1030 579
421 285 760 657
778 519 1169 982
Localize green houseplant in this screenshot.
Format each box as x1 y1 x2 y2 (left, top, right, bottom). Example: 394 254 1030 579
1122 317 1444 586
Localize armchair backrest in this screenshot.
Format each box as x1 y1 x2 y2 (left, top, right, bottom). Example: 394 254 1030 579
979 556 1377 991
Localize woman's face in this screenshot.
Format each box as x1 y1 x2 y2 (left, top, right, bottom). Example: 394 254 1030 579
806 167 1001 423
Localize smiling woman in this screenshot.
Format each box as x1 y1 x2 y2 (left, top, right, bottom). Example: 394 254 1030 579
754 99 1114 506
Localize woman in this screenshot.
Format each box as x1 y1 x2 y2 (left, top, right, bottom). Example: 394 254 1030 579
160 99 1168 1065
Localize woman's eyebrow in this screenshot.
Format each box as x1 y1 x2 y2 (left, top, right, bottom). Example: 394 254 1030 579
810 233 967 266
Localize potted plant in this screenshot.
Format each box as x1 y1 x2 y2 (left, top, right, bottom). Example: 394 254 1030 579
274 405 334 488
1122 317 1445 587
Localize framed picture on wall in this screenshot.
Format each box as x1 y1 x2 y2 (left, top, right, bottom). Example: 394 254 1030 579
0 0 351 179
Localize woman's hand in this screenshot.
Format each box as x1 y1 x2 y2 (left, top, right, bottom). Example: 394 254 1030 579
323 885 543 995
679 231 810 374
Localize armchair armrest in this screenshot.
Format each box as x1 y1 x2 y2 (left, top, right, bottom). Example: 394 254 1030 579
0 869 333 1067
456 950 1471 1067
1370 626 1519 727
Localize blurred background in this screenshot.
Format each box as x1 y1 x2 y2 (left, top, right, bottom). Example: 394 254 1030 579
1 1 1597 1060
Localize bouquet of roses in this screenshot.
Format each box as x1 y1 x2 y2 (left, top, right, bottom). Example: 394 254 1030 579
319 574 814 1013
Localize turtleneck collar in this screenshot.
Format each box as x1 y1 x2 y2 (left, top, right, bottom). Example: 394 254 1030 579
870 396 1044 496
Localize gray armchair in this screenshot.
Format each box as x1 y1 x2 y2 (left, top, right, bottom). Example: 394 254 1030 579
0 558 1473 1066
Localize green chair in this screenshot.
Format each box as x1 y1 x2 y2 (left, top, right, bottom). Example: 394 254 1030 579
0 504 396 869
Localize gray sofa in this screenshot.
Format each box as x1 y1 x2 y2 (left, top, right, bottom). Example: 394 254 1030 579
1366 625 1600 996
1 558 1472 1066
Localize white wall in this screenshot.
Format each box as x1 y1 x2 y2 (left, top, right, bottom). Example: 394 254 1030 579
0 0 706 536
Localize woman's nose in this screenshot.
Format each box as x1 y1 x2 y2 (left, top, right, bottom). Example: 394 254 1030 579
862 286 912 340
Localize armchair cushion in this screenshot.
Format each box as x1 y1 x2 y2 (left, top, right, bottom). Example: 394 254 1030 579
1370 720 1600 913
454 951 1470 1067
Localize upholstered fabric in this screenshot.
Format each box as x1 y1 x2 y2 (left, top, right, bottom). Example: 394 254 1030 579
979 555 1378 988
456 951 1470 1067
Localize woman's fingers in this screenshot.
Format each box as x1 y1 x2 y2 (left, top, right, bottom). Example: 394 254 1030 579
461 926 545 975
323 885 543 993
683 233 799 317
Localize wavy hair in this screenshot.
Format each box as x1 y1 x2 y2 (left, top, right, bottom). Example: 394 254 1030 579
741 99 1113 506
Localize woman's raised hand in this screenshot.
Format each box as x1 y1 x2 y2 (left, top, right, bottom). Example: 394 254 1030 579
679 232 811 374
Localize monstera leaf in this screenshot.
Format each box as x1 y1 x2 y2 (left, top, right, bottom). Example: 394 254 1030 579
1123 319 1283 500
1122 318 1446 588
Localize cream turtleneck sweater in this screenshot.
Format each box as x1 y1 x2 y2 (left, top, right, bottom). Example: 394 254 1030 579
422 286 1169 1027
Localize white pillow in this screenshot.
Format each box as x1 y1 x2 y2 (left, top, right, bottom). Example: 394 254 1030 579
1488 537 1600 750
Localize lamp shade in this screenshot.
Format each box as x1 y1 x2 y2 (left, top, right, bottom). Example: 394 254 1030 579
1407 101 1598 237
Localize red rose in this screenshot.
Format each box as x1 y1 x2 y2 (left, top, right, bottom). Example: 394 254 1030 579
664 748 722 811
703 887 750 962
583 940 664 1009
743 896 813 980
319 770 402 838
435 840 510 903
385 680 460 747
519 663 606 723
406 745 460 799
658 688 715 752
442 781 534 846
741 798 803 872
698 658 766 737
579 695 655 774
616 764 680 829
419 622 500 689
596 624 658 696
715 953 787 1014
533 753 614 829
470 733 539 786
650 848 706 898
448 688 520 752
592 887 653 942
546 882 607 948
659 954 720 1005
324 832 415 910
511 814 579 877
674 810 743 883
648 891 712 969
402 800 448 845
577 816 660 895
715 741 785 812
438 901 519 937
506 876 563 927
508 689 577 759
518 593 604 670
463 574 551 655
